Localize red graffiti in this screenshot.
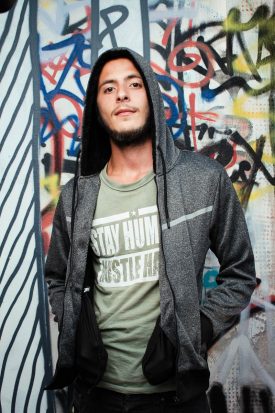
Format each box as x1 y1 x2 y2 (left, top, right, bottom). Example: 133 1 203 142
162 19 179 47
168 40 215 88
50 94 83 138
42 209 55 255
188 92 218 150
41 55 90 86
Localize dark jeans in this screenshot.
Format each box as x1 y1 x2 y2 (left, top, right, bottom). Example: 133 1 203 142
73 386 210 413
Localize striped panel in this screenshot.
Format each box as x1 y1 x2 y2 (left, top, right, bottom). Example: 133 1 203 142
161 206 213 230
0 1 54 412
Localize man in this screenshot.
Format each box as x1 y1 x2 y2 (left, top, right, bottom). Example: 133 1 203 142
45 48 256 412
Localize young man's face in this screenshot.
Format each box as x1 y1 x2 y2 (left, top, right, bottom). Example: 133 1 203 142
96 58 151 147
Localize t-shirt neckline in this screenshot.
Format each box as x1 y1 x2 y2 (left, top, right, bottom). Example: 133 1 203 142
100 164 155 192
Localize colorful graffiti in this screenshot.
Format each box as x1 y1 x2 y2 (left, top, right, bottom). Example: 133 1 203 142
148 1 275 411
38 0 91 257
150 3 274 191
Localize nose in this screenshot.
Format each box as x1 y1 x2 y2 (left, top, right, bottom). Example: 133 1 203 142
116 86 129 102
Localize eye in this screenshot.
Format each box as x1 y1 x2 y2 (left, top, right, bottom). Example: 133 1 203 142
130 81 142 88
103 86 115 94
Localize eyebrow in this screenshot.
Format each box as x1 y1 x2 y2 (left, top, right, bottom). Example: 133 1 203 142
98 74 143 90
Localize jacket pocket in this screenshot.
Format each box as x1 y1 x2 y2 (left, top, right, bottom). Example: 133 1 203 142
142 315 176 385
75 288 108 387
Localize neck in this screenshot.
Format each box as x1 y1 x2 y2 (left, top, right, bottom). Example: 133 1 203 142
107 138 153 184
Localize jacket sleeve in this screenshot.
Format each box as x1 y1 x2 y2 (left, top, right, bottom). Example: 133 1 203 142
200 167 256 346
45 192 71 329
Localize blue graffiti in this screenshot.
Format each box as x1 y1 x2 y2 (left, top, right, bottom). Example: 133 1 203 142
40 33 90 149
156 74 187 139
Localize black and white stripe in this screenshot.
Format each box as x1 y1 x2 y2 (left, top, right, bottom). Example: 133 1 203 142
0 1 54 412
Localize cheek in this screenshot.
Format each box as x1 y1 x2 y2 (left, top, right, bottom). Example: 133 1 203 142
143 101 150 119
140 95 150 117
97 99 109 120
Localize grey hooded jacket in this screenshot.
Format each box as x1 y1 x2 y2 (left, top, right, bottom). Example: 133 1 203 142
45 48 256 399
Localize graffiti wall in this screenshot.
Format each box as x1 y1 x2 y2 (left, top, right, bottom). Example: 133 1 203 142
0 0 274 412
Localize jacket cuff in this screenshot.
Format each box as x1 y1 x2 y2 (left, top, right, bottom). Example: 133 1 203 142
200 312 213 348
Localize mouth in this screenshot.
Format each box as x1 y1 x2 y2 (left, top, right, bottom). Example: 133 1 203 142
114 107 137 116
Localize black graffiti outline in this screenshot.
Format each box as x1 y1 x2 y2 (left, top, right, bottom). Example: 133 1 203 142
151 5 274 98
199 131 274 187
98 5 129 48
230 131 274 186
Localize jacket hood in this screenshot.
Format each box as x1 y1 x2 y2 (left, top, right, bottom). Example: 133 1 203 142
81 47 180 176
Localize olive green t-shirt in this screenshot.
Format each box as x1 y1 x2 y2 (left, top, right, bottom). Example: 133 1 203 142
90 165 175 394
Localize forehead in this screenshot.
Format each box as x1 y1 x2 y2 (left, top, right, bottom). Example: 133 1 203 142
98 58 141 82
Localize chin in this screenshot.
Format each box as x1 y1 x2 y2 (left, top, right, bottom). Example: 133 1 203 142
103 114 151 146
114 119 143 131
114 126 140 135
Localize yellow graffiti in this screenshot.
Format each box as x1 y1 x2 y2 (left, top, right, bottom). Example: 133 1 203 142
40 174 60 205
249 185 274 202
40 0 52 9
223 6 272 33
223 8 253 32
233 95 271 120
248 140 275 164
232 41 261 75
261 153 275 164
234 182 274 203
233 53 251 74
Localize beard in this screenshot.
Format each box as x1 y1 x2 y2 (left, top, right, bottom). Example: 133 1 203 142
98 112 152 148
